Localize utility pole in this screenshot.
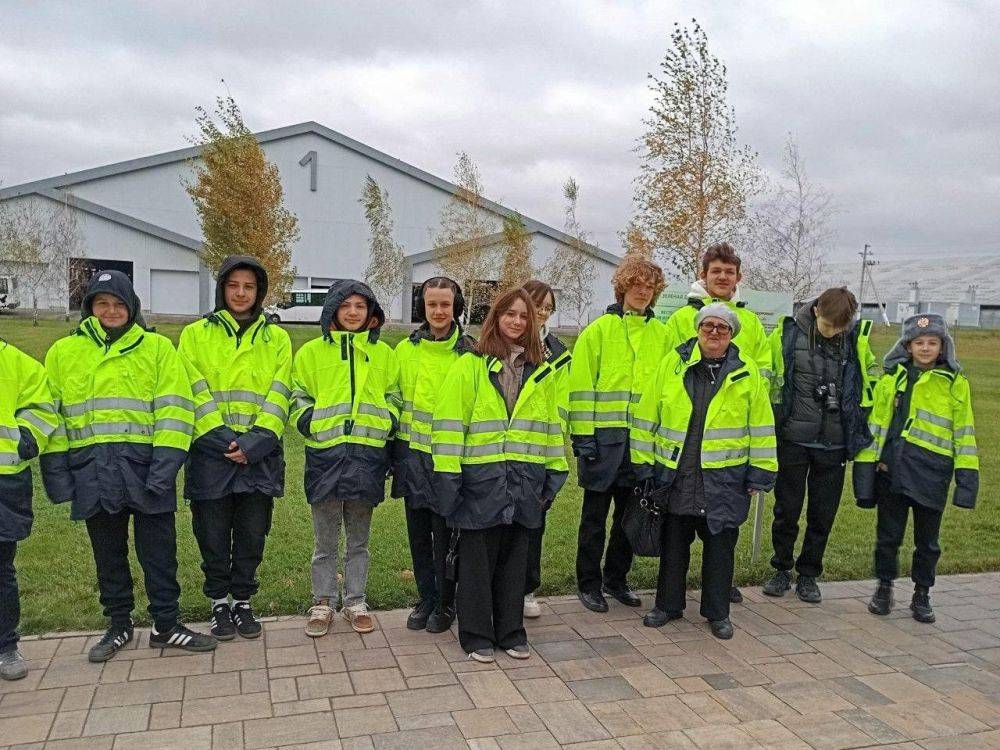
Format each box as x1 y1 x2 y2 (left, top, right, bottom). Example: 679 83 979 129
858 243 871 302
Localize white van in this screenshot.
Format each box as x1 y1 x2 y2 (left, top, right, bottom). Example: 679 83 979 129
265 289 326 323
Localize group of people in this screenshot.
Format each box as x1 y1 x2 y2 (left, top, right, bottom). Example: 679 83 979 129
0 242 980 680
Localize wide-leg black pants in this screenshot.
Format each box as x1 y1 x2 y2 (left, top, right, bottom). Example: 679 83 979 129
656 513 737 622
576 488 633 593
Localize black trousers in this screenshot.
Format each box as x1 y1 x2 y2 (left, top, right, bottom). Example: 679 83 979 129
404 503 455 608
457 524 529 653
770 441 847 577
525 512 547 595
191 492 274 601
85 509 181 631
875 491 943 589
0 541 18 654
657 514 737 622
576 487 634 592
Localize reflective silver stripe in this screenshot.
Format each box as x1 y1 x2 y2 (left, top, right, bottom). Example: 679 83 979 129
195 402 220 420
568 411 594 423
569 390 631 403
433 419 465 432
312 424 389 442
51 423 66 438
760 368 773 380
656 426 687 442
701 447 748 462
915 409 952 429
469 420 507 434
63 397 151 417
0 451 19 466
956 445 978 456
192 379 210 395
632 417 657 432
749 425 775 438
432 443 464 456
153 395 195 411
631 393 642 403
225 413 256 428
505 441 565 459
409 431 433 446
213 390 265 406
269 381 292 398
16 410 56 436
260 402 287 420
26 401 57 415
402 400 414 410
509 419 561 435
631 439 654 452
558 406 569 421
313 403 352 420
357 403 391 420
592 411 629 423
955 426 975 438
0 425 20 441
412 409 434 424
749 447 778 460
907 428 951 450
464 442 506 458
155 418 193 435
703 427 748 441
67 423 152 441
290 390 314 411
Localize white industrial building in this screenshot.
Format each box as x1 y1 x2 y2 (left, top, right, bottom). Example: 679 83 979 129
0 122 621 325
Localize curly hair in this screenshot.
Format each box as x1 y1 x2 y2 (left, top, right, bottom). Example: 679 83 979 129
612 256 666 305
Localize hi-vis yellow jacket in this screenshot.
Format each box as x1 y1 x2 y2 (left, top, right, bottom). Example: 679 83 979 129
391 323 475 510
854 363 978 510
630 340 777 533
42 317 194 519
568 304 668 490
0 340 58 542
431 352 568 530
178 309 292 500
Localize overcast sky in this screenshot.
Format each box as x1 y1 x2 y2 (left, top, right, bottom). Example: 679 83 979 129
2 1 998 265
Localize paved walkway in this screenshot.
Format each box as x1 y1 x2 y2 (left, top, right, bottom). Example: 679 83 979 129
6 575 1000 749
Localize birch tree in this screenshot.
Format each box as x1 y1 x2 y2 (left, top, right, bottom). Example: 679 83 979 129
633 19 762 279
544 178 597 330
185 93 298 306
495 212 534 298
359 175 408 319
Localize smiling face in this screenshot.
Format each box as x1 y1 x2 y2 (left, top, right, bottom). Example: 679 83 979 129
701 260 741 300
91 293 129 329
908 334 943 368
697 316 733 358
224 268 258 318
423 286 455 337
623 278 656 312
335 293 369 332
498 297 530 343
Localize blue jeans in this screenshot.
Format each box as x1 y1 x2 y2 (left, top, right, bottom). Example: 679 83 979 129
0 541 19 654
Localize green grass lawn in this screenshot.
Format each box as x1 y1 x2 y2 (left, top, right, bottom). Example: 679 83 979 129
2 315 997 633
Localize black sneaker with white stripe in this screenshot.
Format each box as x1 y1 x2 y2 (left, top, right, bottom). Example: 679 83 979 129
231 601 262 639
211 603 236 641
88 621 134 663
149 624 218 652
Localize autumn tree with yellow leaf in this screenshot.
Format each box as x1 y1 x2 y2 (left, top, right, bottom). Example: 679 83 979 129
495 212 534 299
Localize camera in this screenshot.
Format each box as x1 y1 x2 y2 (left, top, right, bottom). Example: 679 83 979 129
813 382 840 414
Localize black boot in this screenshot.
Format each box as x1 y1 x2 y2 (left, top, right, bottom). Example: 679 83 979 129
729 586 743 604
910 585 935 623
425 605 455 633
868 580 893 616
406 599 436 630
642 608 682 628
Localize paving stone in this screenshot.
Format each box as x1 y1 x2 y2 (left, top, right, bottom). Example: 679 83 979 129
651 655 720 679
405 673 458 689
823 676 894 707
810 638 895 675
531 700 611 744
778 711 877 749
0 688 64 717
785 652 852 680
319 651 348 674
335 705 398 737
676 693 740 725
453 707 519 738
739 718 812 749
616 730 697 748
128 654 214 680
385 684 473 717
297 672 355 699
764 680 855 714
857 672 943 702
270 676 298 702
332 694 387 710
497 730 562 748
45 738 115 750
566 677 640 702
682 723 758 748
395 651 450 677
549 658 618 682
458 670 526 708
112 726 213 750
534 640 600 663
241 668 270 694
242 712 338 749
93 677 184 707
394 711 455 730
266 645 318 668
48 709 88 740
515 676 575 704
148 699 182 730
38 657 104 689
349 667 407 694
180 691 273 726
184 671 241 699
868 699 990 740
711 686 798 722
506 704 546 733
272 697 332 716
586 700 644 736
371 725 467 749
214 643 267 673
83 705 150 736
60 686 96 711
211 720 244 750
835 708 908 744
344 648 398 672
618 696 705 732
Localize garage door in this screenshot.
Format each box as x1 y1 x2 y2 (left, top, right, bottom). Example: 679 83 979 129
150 269 200 315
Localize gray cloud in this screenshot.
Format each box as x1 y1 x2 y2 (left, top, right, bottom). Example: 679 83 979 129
1 0 997 263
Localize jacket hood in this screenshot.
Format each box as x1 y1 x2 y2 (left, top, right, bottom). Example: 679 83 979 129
884 313 961 373
689 279 742 304
794 297 818 334
605 302 655 320
80 270 144 329
214 255 268 318
320 279 385 341
407 321 476 353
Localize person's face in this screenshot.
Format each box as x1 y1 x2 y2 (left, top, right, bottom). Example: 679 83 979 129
697 316 733 358
815 310 849 339
91 293 129 329
224 268 258 317
535 292 555 327
908 334 943 368
335 294 369 332
499 297 530 343
623 278 656 312
423 286 455 336
701 261 741 300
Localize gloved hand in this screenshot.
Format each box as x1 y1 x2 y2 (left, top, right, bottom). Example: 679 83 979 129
16 427 38 461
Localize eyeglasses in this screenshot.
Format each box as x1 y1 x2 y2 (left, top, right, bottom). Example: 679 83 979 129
699 322 732 334
538 306 554 314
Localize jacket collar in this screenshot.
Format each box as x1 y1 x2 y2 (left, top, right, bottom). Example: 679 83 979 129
676 338 745 378
409 322 461 348
79 316 144 352
207 309 266 338
605 302 655 320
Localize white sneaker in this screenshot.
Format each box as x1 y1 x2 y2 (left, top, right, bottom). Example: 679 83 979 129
523 593 542 619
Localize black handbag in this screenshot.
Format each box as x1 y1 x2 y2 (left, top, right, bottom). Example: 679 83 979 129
623 484 664 557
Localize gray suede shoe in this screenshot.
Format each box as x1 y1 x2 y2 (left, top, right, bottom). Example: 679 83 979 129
0 649 27 681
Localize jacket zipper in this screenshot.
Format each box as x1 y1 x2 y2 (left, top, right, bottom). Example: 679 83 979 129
346 334 356 435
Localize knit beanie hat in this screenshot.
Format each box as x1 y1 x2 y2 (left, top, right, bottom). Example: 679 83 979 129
884 313 960 372
695 302 741 337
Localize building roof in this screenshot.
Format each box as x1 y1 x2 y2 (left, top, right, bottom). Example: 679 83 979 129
410 230 619 267
0 121 617 265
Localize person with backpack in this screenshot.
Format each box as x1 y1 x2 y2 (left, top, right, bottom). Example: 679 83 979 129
41 271 215 662
431 287 567 662
393 277 474 634
855 314 978 623
0 340 58 680
291 280 401 636
178 255 292 640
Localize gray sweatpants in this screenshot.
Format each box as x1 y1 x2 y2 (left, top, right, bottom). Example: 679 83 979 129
310 498 374 609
